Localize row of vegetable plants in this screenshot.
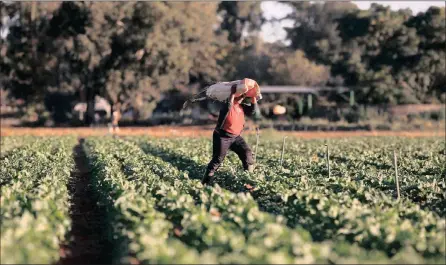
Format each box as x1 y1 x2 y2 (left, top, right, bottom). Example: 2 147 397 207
260 137 445 216
115 137 398 264
3 135 442 263
135 136 445 262
88 137 327 263
0 135 41 157
1 136 76 264
83 137 218 264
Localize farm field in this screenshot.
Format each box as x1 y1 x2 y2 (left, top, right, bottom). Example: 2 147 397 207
0 133 445 264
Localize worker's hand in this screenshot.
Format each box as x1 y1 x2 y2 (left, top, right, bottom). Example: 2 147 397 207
231 84 237 94
251 96 257 104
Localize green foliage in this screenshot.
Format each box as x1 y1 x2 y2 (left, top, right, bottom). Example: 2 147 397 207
0 2 64 101
1 2 228 123
141 136 445 263
285 1 358 64
223 38 274 84
87 136 406 263
0 136 76 264
0 135 39 157
217 2 264 44
1 135 445 263
84 137 217 264
268 50 330 86
285 3 446 105
1 1 445 124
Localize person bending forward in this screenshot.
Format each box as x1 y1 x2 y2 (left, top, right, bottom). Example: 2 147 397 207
202 84 258 185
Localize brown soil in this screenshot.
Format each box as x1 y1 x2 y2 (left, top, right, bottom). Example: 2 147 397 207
58 138 111 265
1 126 444 138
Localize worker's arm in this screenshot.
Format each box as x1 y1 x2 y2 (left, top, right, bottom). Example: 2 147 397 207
218 84 237 130
228 85 236 106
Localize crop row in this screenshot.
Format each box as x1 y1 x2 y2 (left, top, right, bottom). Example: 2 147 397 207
259 137 445 216
2 135 443 264
119 137 404 263
134 136 445 263
86 137 401 264
83 137 217 264
0 136 41 157
1 136 76 264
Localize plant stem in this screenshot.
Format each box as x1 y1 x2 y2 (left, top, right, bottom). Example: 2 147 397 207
325 144 330 178
280 136 287 167
393 150 401 201
254 127 260 163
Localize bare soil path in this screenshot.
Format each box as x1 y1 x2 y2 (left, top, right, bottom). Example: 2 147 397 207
1 126 444 138
58 138 111 265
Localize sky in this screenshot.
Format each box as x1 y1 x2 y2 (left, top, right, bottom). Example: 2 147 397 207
261 1 445 43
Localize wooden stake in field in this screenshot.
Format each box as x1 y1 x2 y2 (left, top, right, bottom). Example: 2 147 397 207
433 178 438 193
393 150 401 201
280 136 287 167
31 1 37 22
254 127 260 163
325 144 331 178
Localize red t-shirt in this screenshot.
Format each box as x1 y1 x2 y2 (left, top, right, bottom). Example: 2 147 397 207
222 102 245 135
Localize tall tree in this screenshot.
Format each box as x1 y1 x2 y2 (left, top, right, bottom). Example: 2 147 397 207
402 6 446 103
217 1 264 45
285 2 445 105
332 4 414 104
268 49 330 86
77 2 228 120
332 4 445 104
0 2 62 101
284 1 357 64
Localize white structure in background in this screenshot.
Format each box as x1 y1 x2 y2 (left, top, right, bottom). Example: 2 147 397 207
1 14 20 40
73 96 111 121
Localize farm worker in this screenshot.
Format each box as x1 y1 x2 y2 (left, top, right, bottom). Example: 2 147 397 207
110 103 121 133
201 84 258 185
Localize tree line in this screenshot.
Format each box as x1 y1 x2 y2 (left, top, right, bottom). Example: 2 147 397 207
0 1 444 124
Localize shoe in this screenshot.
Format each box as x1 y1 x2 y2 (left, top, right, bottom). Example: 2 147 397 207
247 164 255 173
201 172 215 185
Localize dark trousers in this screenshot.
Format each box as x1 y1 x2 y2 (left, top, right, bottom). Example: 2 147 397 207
205 130 254 176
